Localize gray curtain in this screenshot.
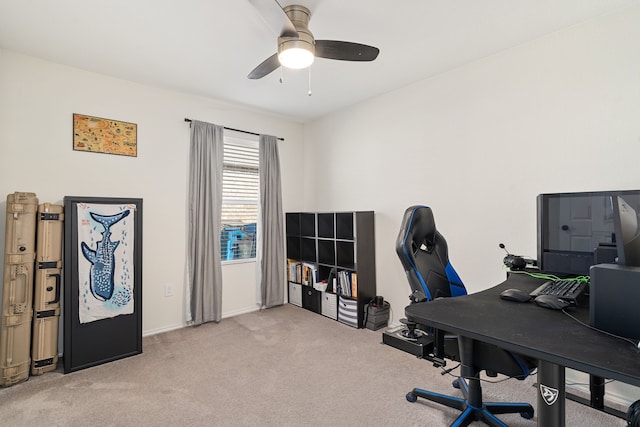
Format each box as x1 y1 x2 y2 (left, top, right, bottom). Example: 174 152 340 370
187 120 224 325
259 134 285 308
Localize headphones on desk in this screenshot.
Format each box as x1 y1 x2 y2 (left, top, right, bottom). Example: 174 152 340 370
499 243 533 271
503 254 527 271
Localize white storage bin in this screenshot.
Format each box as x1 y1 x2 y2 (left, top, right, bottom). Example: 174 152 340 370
289 282 302 307
321 292 337 320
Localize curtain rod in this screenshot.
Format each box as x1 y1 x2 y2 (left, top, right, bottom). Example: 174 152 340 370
184 118 284 141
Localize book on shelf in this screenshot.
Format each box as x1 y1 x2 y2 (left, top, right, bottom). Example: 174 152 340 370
351 272 358 298
302 262 318 286
287 259 302 283
338 270 354 297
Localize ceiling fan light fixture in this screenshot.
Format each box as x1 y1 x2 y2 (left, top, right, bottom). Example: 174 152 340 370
278 46 314 69
278 29 315 70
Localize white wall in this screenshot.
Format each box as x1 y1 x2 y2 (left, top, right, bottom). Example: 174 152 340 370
305 5 640 325
0 49 305 335
304 6 640 404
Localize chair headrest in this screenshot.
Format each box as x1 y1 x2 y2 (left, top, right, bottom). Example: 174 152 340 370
399 205 436 254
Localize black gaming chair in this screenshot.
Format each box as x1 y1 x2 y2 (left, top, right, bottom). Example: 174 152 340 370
396 205 536 426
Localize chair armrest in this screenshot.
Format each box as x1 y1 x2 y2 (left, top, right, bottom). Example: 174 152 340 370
409 290 427 303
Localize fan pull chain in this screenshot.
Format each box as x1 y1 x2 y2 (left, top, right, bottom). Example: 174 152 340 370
279 66 284 84
308 66 312 96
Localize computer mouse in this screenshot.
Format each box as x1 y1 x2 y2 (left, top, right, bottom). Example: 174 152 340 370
499 288 532 302
534 294 570 310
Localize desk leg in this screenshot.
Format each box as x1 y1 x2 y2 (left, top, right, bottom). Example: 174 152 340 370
537 360 566 427
590 375 605 410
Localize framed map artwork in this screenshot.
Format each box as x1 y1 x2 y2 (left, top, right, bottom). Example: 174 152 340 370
73 113 137 157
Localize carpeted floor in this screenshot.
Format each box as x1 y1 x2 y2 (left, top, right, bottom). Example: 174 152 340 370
0 304 626 426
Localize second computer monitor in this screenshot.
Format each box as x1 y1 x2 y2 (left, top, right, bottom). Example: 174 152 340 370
612 195 640 267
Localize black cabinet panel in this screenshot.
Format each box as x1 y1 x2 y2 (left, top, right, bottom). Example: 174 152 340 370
300 238 316 262
300 213 316 237
287 236 300 260
336 213 354 240
318 239 335 265
317 213 335 238
286 213 300 237
336 241 355 269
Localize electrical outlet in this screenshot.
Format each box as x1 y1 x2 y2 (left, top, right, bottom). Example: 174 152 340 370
164 283 174 297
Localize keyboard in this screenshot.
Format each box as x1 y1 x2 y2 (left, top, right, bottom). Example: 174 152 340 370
529 279 587 306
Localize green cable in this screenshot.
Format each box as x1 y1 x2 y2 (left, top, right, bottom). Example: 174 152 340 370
508 269 590 283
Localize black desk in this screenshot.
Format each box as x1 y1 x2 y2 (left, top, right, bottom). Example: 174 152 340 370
405 273 640 426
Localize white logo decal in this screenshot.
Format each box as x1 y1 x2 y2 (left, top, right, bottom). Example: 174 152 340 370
540 384 559 406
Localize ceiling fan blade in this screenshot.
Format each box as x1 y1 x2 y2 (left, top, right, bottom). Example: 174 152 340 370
248 53 281 79
248 0 298 38
315 40 380 61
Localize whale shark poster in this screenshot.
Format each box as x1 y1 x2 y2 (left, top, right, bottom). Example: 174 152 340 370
64 196 142 373
77 202 135 323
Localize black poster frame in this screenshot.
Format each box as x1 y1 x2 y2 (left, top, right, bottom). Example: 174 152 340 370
63 196 143 373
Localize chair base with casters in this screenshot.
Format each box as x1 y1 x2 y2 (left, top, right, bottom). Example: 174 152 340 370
405 336 534 427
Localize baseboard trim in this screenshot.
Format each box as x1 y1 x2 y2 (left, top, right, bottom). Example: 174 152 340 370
142 306 260 337
143 324 184 337
566 384 635 407
221 305 260 319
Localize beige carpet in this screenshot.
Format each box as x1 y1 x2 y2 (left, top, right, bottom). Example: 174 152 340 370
0 304 626 426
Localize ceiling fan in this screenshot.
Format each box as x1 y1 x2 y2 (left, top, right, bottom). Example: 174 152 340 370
247 0 380 79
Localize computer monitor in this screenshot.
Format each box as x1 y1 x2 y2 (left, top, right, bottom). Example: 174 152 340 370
611 195 640 267
537 190 640 276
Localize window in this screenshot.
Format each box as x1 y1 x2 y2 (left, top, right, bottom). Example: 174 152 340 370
220 136 259 261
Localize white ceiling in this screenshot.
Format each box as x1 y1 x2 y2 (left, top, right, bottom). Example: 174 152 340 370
0 0 635 122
